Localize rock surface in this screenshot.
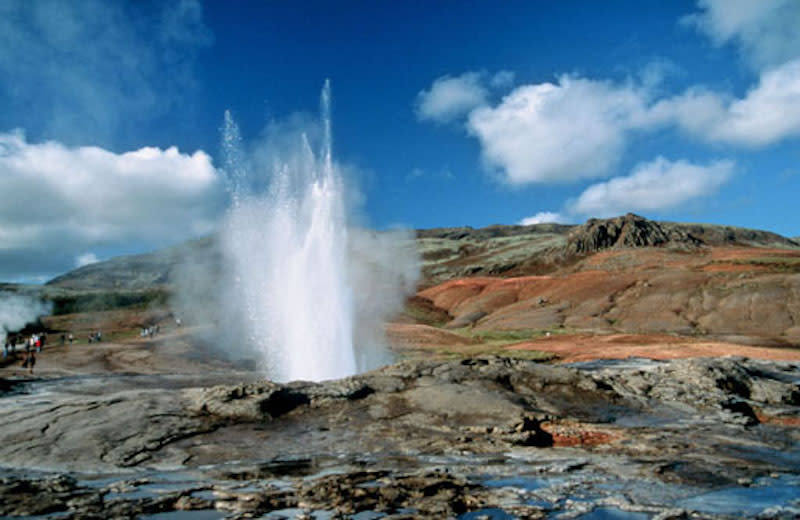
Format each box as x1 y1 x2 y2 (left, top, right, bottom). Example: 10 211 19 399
1 356 799 517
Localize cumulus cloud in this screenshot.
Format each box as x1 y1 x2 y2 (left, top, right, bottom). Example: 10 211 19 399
519 212 570 226
415 72 490 123
422 60 799 184
0 0 211 146
467 76 650 184
0 131 223 280
75 253 99 268
649 59 800 147
683 0 800 71
490 70 516 89
415 70 515 123
568 157 734 217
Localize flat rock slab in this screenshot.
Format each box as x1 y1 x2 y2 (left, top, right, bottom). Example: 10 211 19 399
1 356 799 517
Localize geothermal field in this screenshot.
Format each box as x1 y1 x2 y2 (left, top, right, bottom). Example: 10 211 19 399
3 2 800 519
1 91 800 518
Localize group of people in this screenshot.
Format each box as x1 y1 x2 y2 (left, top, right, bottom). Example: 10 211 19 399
140 325 160 338
3 333 45 374
2 331 77 374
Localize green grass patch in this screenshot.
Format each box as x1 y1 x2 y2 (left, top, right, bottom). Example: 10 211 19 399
721 257 800 272
394 344 557 362
48 289 170 315
402 297 451 327
449 327 571 345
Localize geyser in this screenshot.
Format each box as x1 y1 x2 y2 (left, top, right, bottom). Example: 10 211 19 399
218 81 414 382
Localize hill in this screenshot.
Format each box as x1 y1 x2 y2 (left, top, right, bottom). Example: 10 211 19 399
417 213 798 284
43 214 797 293
26 214 800 350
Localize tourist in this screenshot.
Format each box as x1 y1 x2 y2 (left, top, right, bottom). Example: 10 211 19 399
27 350 35 375
68 332 74 345
60 333 66 346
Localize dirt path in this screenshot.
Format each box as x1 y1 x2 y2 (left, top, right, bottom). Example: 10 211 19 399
0 328 237 378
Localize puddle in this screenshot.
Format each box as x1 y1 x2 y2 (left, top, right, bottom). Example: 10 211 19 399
484 476 550 491
261 509 336 519
568 358 662 372
679 474 800 516
142 511 221 520
459 508 515 519
569 508 650 519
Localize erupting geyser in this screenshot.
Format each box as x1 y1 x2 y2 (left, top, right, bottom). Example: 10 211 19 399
219 81 406 382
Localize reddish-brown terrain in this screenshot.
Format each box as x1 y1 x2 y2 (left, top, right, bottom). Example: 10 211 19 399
395 214 800 362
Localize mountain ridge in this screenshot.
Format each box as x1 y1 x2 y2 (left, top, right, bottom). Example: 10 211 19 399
43 214 799 293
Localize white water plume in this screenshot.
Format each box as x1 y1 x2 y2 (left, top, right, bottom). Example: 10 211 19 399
218 81 417 382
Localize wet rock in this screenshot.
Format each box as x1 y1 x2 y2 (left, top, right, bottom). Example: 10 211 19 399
297 470 483 516
0 474 96 516
1 355 799 518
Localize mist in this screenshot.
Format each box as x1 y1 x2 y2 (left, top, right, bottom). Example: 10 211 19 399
171 97 419 380
0 292 51 345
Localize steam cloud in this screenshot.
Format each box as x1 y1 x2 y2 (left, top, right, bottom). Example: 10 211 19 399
171 91 419 381
0 292 51 345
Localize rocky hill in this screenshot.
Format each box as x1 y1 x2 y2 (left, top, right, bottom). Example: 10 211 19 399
418 213 798 284
42 214 798 293
46 236 218 291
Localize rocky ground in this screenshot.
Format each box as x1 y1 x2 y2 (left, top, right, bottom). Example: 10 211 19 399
2 214 800 518
2 342 800 518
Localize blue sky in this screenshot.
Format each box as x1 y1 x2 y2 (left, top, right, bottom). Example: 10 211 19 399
1 0 799 281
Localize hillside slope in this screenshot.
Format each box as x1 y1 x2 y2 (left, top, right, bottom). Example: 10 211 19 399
36 215 800 342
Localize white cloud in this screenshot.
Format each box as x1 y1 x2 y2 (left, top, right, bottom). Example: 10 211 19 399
467 76 650 184
683 0 800 71
75 253 99 268
569 157 734 217
0 131 222 280
0 0 211 145
649 59 800 147
415 72 490 123
424 60 800 186
415 70 516 124
490 70 516 89
519 212 570 225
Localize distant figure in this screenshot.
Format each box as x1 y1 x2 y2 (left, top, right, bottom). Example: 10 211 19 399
27 351 35 374
68 333 74 345
96 331 102 342
60 333 66 346
88 334 93 344
175 317 182 327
